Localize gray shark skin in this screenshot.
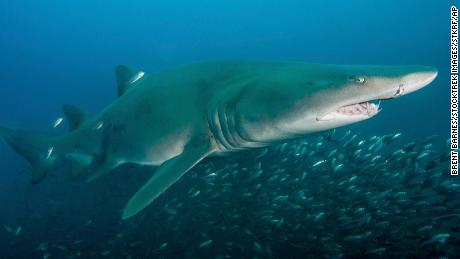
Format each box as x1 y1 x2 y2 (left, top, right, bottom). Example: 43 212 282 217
0 61 437 219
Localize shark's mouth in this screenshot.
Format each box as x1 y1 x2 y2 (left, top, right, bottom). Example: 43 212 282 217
336 100 381 116
317 100 382 121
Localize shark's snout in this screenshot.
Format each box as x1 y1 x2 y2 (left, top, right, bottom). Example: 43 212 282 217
397 66 438 97
317 65 438 124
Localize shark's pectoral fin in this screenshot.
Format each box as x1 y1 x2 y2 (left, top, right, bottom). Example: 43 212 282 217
122 141 211 220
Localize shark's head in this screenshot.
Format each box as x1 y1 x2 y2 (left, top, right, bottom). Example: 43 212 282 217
236 63 437 144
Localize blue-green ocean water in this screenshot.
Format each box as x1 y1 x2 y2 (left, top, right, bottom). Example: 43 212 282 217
0 1 456 258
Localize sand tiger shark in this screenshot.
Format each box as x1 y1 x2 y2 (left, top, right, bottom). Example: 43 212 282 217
0 61 437 219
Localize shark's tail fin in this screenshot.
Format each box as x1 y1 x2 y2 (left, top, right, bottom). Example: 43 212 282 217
0 125 60 183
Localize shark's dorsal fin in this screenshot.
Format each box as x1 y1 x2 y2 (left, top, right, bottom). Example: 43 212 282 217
62 105 87 132
115 65 145 97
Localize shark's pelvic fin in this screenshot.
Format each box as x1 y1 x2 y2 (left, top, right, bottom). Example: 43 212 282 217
122 141 212 220
85 155 119 183
65 153 93 179
115 65 145 97
62 105 87 132
0 126 59 183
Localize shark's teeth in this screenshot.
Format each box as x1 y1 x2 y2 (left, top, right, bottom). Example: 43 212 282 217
337 101 380 116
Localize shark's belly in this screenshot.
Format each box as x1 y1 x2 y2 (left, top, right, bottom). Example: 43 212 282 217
103 116 193 166
99 91 201 166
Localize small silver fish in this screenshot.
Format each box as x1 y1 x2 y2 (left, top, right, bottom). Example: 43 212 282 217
46 147 54 159
52 117 63 128
198 239 213 248
130 71 145 84
191 190 201 198
312 160 326 167
94 121 104 130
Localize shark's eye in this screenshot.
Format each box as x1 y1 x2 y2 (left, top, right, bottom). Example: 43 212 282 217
348 76 366 84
